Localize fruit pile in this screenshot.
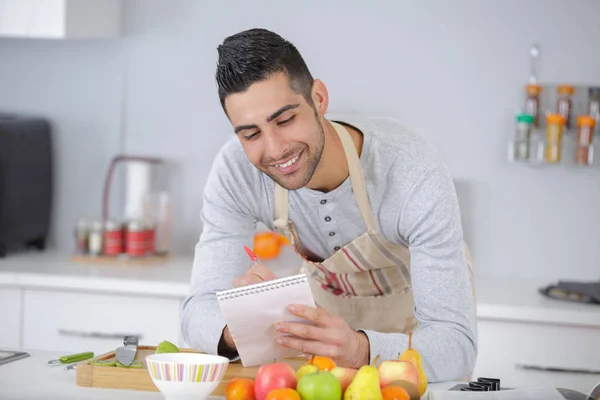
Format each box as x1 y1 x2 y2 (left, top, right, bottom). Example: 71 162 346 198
226 334 427 400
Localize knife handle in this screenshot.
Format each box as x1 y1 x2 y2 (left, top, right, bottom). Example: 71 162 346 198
59 352 94 364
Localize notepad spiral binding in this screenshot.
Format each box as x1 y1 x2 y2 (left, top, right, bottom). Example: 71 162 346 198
216 274 308 301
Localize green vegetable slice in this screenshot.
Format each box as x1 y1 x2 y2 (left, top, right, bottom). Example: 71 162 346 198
90 358 117 366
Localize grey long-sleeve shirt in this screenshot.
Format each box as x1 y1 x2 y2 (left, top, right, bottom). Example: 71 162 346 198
181 114 477 382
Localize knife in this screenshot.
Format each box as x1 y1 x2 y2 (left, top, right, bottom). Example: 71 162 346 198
115 335 138 366
47 351 94 366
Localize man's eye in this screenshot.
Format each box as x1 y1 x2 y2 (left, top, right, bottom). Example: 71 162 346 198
278 115 295 126
244 132 260 141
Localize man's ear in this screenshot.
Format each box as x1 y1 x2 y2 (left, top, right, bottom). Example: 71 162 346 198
311 79 329 117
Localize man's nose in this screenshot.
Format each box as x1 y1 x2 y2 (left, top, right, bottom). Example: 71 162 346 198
263 130 288 159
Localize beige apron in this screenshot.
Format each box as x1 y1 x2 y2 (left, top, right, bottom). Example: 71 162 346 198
274 121 474 334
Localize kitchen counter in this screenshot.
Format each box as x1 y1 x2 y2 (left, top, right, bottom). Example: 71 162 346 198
475 276 600 327
0 349 462 400
0 250 193 297
1 250 599 328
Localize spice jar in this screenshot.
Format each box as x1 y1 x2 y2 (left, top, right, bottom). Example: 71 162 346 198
525 84 542 128
545 113 566 163
126 219 147 257
557 85 575 130
589 87 600 135
575 115 596 165
88 220 104 256
146 220 156 255
514 113 534 161
103 219 124 256
74 218 89 254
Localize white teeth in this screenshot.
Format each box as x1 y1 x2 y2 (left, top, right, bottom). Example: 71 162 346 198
276 154 299 168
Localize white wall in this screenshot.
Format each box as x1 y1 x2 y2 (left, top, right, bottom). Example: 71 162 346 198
1 0 599 281
122 0 600 281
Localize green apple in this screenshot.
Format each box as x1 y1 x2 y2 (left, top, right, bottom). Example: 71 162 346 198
155 340 179 354
297 371 342 400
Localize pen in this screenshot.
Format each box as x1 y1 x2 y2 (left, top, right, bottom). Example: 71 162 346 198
243 245 265 282
244 245 258 264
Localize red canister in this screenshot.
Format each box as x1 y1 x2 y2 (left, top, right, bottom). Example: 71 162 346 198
103 219 123 256
126 220 147 257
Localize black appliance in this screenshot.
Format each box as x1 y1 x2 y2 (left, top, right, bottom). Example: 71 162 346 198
0 113 52 257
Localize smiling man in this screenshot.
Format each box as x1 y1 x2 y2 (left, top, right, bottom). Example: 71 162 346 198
181 28 477 382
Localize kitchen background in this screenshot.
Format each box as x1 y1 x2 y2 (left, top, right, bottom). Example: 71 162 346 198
1 0 599 281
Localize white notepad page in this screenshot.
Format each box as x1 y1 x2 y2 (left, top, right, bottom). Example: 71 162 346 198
216 274 316 367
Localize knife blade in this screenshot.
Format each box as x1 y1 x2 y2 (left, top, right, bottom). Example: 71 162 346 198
115 336 138 366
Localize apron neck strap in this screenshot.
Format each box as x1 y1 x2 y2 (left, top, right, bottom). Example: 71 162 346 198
274 121 377 233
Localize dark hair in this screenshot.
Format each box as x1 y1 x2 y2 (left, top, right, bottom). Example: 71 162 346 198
215 28 315 111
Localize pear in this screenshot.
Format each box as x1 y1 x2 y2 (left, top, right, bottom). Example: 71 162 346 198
343 355 383 400
399 333 427 396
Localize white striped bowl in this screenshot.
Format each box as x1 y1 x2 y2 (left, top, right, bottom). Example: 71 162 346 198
146 353 229 400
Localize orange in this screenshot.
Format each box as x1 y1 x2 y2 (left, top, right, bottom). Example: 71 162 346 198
253 232 282 259
225 377 255 400
265 388 301 400
382 385 410 400
310 355 336 372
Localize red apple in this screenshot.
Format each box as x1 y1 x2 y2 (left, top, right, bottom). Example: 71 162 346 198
377 360 419 388
254 363 297 400
329 366 358 391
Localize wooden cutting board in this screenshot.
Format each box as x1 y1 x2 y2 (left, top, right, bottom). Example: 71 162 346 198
76 345 306 396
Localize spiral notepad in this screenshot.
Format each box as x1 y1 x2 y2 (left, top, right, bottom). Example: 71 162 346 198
216 274 316 367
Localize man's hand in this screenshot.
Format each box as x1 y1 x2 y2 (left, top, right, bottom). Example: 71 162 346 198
233 262 277 287
274 304 370 368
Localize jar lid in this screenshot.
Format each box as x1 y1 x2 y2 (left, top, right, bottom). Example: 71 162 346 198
516 114 534 124
546 113 566 125
526 84 542 95
558 85 575 95
577 115 596 127
589 87 600 97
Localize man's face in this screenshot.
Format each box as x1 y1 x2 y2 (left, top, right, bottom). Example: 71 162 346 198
224 73 325 190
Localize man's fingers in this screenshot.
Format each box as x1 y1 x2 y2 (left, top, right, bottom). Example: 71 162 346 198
233 263 276 288
248 262 277 281
277 336 338 358
275 322 343 346
233 274 263 288
287 304 336 327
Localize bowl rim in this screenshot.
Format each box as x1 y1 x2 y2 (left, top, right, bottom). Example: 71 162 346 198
145 353 230 365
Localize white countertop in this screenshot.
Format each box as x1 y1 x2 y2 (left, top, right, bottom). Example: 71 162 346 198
0 250 193 297
474 275 600 327
0 349 460 400
0 250 599 327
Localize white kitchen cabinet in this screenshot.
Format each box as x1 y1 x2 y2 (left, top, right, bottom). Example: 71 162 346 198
0 0 121 39
473 319 600 394
22 289 182 355
0 287 21 348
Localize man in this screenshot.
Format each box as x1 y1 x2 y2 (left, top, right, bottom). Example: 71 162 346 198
181 28 477 382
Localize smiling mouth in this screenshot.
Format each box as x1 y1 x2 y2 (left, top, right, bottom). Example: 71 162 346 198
275 153 300 168
269 150 303 175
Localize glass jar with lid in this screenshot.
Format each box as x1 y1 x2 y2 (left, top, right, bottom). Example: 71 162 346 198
575 115 596 165
545 113 566 163
514 113 534 161
557 85 575 130
588 87 600 136
524 84 542 128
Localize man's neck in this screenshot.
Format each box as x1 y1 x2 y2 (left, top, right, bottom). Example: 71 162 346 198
305 119 363 193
